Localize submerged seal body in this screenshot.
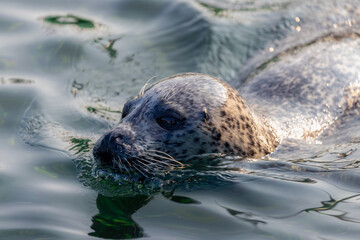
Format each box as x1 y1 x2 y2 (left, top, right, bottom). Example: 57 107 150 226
93 36 360 174
93 73 278 171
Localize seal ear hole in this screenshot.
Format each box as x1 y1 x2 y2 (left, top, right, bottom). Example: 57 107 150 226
202 108 209 123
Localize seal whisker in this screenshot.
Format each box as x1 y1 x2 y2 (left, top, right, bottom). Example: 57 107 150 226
144 155 177 167
147 149 176 159
136 156 172 170
122 161 132 174
139 75 157 96
123 157 132 167
115 157 131 175
113 156 123 170
148 153 177 162
135 158 158 171
147 153 182 166
132 164 149 178
134 162 151 174
147 150 183 166
137 159 149 172
135 157 160 169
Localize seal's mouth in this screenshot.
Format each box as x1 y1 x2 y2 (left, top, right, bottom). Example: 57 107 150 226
94 152 184 178
93 160 148 183
92 127 184 178
93 138 184 178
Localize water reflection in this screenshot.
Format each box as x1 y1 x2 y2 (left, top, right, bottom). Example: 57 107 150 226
88 189 204 239
220 205 267 226
306 193 360 214
89 194 152 239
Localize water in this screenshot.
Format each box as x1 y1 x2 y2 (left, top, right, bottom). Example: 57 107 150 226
1 0 360 239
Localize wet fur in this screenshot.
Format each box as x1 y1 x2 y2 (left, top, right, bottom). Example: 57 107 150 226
93 73 278 175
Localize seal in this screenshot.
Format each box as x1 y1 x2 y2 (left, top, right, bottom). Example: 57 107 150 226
92 73 279 173
93 35 360 175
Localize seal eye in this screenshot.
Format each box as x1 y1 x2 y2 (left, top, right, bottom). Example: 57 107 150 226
156 116 183 130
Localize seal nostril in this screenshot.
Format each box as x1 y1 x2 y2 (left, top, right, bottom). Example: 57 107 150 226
109 131 123 143
109 130 132 146
93 134 114 166
114 137 122 144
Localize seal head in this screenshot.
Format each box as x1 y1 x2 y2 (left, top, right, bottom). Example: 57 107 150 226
93 73 278 172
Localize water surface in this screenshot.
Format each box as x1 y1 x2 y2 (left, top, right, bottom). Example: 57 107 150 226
1 0 360 239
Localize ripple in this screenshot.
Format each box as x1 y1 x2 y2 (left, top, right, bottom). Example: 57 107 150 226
1 0 360 239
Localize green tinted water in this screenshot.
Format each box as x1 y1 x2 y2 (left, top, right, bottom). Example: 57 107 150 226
1 0 360 239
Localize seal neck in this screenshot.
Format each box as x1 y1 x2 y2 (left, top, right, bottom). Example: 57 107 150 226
214 84 279 157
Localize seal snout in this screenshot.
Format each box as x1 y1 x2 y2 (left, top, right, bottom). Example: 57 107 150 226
93 132 113 166
93 127 135 167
